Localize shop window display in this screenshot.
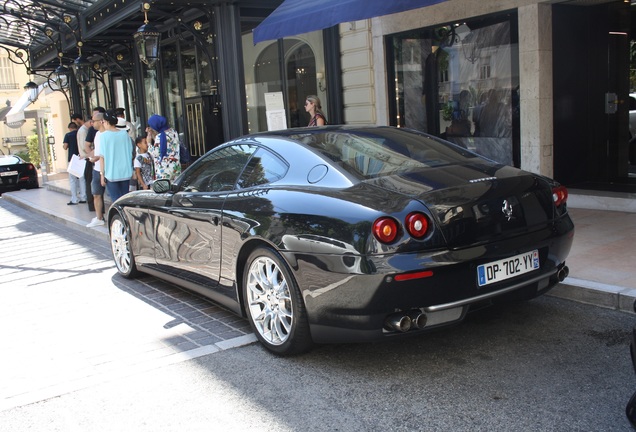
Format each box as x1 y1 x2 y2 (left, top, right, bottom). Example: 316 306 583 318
389 16 519 166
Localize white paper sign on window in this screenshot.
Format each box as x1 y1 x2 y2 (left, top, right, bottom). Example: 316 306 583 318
264 92 287 131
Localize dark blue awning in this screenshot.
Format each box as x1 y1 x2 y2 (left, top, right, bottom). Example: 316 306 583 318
253 0 448 44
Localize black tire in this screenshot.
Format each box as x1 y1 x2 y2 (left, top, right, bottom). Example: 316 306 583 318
109 213 139 278
243 246 313 356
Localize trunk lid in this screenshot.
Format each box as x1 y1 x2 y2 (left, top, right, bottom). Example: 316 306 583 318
366 162 555 248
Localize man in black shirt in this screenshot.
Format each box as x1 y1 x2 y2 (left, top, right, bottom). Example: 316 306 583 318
62 122 86 205
72 113 94 210
83 107 106 211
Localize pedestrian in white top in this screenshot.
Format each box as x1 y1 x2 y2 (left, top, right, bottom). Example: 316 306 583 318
86 112 106 228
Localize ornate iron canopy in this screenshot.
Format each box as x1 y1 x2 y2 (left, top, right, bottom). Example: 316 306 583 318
0 0 283 74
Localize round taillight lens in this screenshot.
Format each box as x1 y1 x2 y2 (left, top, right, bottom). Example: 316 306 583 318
552 185 568 207
373 217 399 243
405 212 429 239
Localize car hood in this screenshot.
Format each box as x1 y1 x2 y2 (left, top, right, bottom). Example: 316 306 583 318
364 162 556 247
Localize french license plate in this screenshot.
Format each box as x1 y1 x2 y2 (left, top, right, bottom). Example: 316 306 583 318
477 250 539 287
0 171 17 177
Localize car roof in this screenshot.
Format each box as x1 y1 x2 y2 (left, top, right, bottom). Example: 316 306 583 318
239 124 387 139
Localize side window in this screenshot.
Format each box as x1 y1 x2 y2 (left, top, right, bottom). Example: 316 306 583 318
180 144 256 192
237 148 288 189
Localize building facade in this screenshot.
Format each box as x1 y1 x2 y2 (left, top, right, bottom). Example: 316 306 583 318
5 0 633 193
340 0 634 190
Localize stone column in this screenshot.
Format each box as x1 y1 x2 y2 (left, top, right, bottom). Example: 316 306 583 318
518 4 553 177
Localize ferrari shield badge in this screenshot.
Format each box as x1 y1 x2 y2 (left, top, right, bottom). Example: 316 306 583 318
502 199 514 221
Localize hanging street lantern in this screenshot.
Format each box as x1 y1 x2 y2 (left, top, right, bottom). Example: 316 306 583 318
72 55 92 87
71 42 92 87
54 64 71 89
53 52 70 89
134 3 161 69
25 80 39 103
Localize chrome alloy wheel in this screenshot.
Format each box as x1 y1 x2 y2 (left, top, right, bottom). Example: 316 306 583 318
246 256 293 346
110 217 132 275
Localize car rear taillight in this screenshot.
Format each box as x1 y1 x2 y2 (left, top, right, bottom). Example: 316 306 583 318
373 217 399 243
405 212 430 239
552 185 568 207
27 164 35 171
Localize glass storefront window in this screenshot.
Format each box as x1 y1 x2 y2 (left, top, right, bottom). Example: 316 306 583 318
88 75 109 112
143 69 161 121
162 45 185 137
388 16 519 166
197 43 217 97
242 30 326 133
113 76 139 137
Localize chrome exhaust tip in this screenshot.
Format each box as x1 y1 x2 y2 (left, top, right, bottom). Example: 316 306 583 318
408 309 428 329
557 265 570 282
384 313 412 332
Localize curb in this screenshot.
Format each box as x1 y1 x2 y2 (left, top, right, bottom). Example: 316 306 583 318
549 278 636 314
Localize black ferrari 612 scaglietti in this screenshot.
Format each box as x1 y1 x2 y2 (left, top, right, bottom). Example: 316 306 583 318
107 126 574 355
0 155 38 193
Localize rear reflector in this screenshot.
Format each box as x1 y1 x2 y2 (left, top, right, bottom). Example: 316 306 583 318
394 270 434 281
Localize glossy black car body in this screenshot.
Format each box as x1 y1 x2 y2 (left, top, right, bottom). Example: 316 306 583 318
108 126 574 355
0 155 38 192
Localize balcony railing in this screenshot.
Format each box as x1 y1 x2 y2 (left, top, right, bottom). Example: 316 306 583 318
0 83 21 90
2 136 27 145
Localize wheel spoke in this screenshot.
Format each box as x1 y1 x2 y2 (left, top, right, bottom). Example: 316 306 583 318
276 310 292 334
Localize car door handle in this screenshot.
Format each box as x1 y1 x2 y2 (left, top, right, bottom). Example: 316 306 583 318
177 197 194 207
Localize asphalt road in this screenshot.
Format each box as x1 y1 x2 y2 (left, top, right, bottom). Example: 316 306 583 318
1 198 635 431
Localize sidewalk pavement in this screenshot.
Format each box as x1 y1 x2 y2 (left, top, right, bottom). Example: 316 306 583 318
3 173 636 315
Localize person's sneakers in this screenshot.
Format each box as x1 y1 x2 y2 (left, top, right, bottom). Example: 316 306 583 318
67 201 78 205
79 200 87 204
86 218 105 228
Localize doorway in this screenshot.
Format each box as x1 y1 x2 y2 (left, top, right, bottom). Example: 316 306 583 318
553 2 635 191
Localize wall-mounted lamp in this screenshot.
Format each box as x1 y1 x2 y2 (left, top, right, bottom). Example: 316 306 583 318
134 3 161 69
317 72 326 92
25 80 39 103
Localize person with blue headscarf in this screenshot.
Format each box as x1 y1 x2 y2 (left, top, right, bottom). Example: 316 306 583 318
146 114 181 181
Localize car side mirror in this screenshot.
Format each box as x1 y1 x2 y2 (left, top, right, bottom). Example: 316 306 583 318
152 178 172 194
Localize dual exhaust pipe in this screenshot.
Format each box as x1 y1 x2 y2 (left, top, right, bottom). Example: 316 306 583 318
384 309 427 333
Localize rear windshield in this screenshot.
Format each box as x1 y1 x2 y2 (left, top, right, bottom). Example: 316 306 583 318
0 156 21 166
287 127 479 180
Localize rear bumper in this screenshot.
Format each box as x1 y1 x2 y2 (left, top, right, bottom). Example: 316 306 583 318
284 217 574 343
307 267 562 343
